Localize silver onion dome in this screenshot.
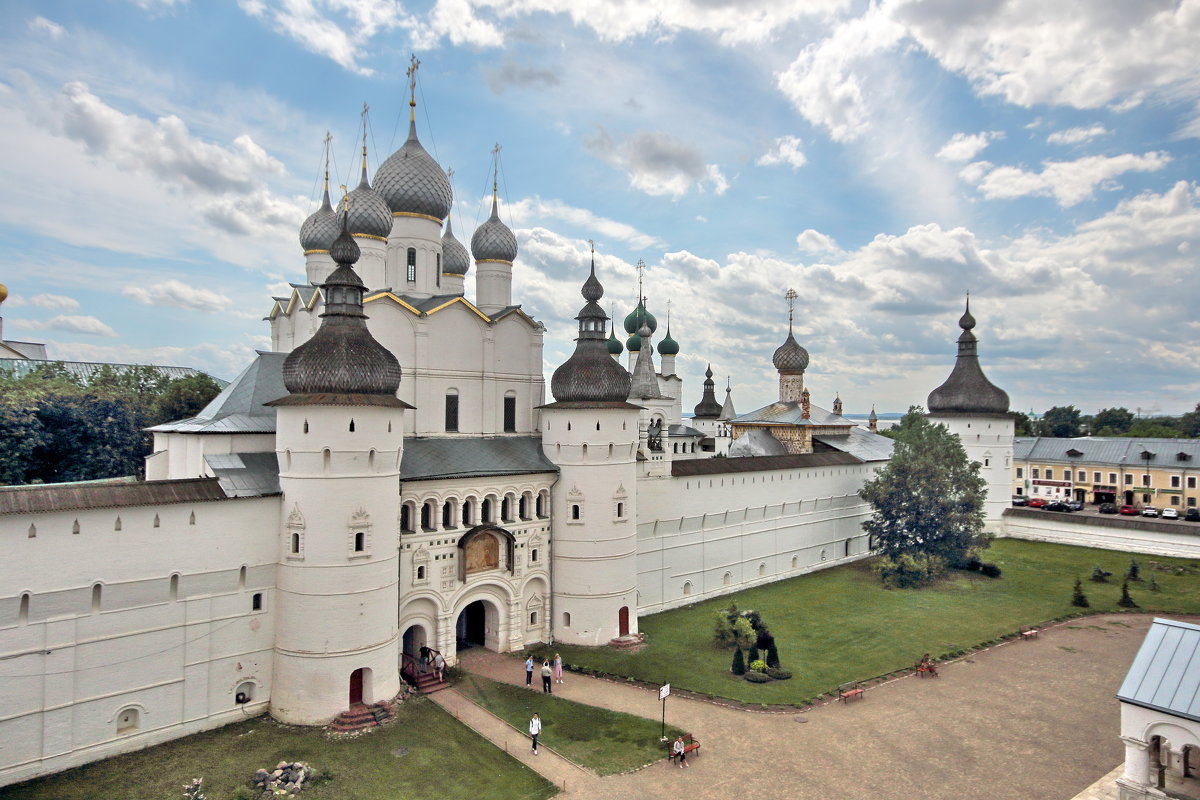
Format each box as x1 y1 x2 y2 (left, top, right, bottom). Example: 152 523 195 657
471 195 518 264
441 218 470 276
772 332 809 372
345 162 393 239
299 186 339 253
374 120 453 220
550 260 631 403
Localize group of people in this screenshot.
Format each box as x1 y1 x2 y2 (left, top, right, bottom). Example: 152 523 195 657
418 645 446 681
524 653 564 692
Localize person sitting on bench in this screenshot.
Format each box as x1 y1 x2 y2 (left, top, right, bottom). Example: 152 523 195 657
673 735 690 768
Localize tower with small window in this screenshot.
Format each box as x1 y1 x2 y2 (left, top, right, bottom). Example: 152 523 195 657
541 251 640 644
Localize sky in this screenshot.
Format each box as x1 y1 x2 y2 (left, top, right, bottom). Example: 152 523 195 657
0 0 1197 419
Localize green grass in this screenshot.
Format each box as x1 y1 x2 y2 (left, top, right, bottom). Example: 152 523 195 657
0 697 556 800
542 539 1200 705
454 674 684 775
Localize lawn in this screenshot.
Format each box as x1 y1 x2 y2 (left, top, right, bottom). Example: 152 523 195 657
454 674 684 775
0 696 556 800
545 539 1200 706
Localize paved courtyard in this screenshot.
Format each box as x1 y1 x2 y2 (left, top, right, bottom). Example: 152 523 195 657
445 613 1184 800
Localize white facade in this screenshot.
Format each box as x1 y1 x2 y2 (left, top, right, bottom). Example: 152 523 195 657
926 412 1015 527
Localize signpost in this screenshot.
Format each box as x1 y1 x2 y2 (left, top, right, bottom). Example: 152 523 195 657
659 683 670 740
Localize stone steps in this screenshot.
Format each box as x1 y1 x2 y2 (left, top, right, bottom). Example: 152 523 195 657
327 700 396 733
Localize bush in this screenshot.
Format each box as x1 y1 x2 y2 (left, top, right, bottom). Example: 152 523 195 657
956 556 983 572
1071 577 1090 608
766 641 780 669
755 628 774 651
743 671 772 683
749 659 768 673
1127 558 1142 582
1149 574 1161 592
979 562 1002 578
1090 564 1112 583
731 647 746 675
874 552 948 588
742 609 764 631
748 644 760 665
231 788 255 800
1118 580 1139 609
713 612 755 649
765 668 792 680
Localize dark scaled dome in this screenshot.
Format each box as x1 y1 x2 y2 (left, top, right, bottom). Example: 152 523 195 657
626 332 642 352
772 332 809 371
471 195 518 263
927 299 1009 416
441 217 470 276
345 162 393 240
623 300 657 335
551 260 631 403
374 120 453 220
606 328 623 355
282 229 402 397
693 365 723 418
299 185 339 253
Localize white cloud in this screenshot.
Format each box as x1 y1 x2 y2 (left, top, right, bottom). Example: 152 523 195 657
237 0 413 75
503 196 666 250
122 280 234 312
5 293 80 311
1046 124 1110 145
974 151 1171 207
10 315 118 337
28 16 65 39
757 135 807 170
936 131 1003 162
583 127 728 199
796 229 840 254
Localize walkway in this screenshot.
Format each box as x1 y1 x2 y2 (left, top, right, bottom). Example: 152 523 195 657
452 613 1180 800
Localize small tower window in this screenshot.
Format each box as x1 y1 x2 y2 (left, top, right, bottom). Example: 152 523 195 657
116 707 140 734
27 523 36 538
251 593 263 611
72 519 80 535
153 514 160 528
445 392 459 433
563 612 571 627
349 419 356 432
354 531 365 552
170 574 179 601
291 533 301 553
530 611 538 626
503 395 517 433
114 516 122 532
531 548 539 563
682 581 692 596
571 504 580 520
91 583 102 613
189 511 196 525
19 593 30 624
417 565 426 580
407 248 417 282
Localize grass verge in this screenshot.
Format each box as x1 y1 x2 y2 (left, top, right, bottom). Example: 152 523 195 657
539 539 1200 706
454 674 684 775
0 696 556 800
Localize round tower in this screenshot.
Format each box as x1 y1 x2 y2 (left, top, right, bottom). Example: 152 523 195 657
267 221 409 724
926 297 1013 527
542 251 639 646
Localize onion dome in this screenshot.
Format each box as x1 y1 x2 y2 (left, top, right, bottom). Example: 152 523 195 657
441 217 470 276
345 155 393 240
773 331 809 372
374 119 453 220
927 298 1009 416
299 182 339 253
657 324 679 356
471 193 518 264
0 283 8 304
281 226 402 398
623 300 657 335
551 258 631 402
626 332 642 352
607 328 623 355
693 365 723 418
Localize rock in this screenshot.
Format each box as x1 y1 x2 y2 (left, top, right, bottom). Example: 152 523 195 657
277 761 288 770
272 769 283 778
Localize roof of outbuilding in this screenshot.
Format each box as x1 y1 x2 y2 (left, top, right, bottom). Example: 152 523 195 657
147 351 286 434
205 452 282 497
400 436 558 481
1117 617 1200 723
0 477 228 515
813 428 895 462
734 400 853 428
671 450 861 477
1014 436 1200 466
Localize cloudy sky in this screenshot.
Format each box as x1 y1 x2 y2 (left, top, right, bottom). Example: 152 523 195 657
1 0 1198 418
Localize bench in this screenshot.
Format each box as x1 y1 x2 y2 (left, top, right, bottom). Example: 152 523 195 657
915 659 939 678
1020 625 1040 640
667 733 701 763
838 682 864 703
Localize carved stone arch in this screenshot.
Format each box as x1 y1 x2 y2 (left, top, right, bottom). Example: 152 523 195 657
525 593 544 629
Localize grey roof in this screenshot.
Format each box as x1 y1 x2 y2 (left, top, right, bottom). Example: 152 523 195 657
205 452 281 497
672 450 861 477
1117 618 1200 723
1014 436 1200 466
693 366 722 419
719 385 736 421
813 428 895 462
441 218 470 276
729 428 788 457
551 264 632 403
2 340 48 359
628 325 665 400
374 120 453 220
299 186 339 252
668 423 705 438
734 400 853 428
0 358 227 386
471 196 518 264
401 436 558 481
147 352 286 434
346 165 394 239
773 331 809 372
0 477 226 516
927 303 1009 415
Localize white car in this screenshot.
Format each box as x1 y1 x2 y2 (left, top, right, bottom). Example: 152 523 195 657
1161 508 1179 520
1142 506 1160 517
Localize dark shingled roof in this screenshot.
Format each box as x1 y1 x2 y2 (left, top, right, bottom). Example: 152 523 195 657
672 451 861 477
400 437 558 481
692 365 723 419
0 477 227 516
928 301 1009 416
550 261 632 404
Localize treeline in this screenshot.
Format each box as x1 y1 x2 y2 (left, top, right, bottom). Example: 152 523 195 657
1009 404 1200 439
0 363 222 485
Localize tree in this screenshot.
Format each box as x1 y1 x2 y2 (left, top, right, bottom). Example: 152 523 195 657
1180 403 1200 438
765 641 781 669
859 407 989 573
1117 581 1139 609
1071 578 1090 608
1125 420 1182 439
1039 405 1082 438
152 374 223 424
731 647 746 675
1092 407 1134 436
1008 410 1035 436
1126 558 1141 582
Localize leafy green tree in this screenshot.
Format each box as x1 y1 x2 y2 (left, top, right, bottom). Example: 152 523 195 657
152 374 223 425
1092 407 1134 436
1008 410 1035 436
1125 420 1183 438
1039 405 1082 438
859 407 989 575
1180 403 1200 438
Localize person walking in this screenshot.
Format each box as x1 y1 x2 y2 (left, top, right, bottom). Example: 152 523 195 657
529 712 541 755
432 650 446 682
553 652 564 684
673 735 689 768
541 660 553 693
525 655 534 687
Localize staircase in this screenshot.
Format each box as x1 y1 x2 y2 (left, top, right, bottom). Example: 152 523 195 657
411 670 449 694
328 700 397 733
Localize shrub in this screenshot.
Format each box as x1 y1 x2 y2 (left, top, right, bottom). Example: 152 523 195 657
231 788 255 800
874 552 947 588
1149 574 1161 592
731 647 746 675
1126 558 1142 582
755 628 774 651
766 641 780 669
979 562 1002 578
765 668 792 680
743 671 772 683
749 659 768 673
748 644 760 665
1071 577 1090 608
956 556 983 572
742 609 764 631
1118 580 1139 609
713 612 755 650
1090 564 1112 583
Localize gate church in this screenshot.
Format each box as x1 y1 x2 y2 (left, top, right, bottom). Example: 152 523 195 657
0 73 1013 786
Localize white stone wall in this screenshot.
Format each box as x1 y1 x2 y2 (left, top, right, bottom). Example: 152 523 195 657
1000 514 1200 558
0 496 279 788
149 432 276 481
635 462 879 613
928 413 1014 527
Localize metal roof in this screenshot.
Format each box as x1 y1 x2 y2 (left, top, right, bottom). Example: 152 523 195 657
734 400 852 428
148 351 286 434
813 428 895 462
1117 617 1200 723
0 477 227 515
668 423 705 438
672 450 861 477
400 436 558 482
0 358 226 386
205 452 281 497
1015 436 1200 466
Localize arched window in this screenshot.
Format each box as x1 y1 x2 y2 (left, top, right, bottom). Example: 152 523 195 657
462 499 474 526
530 548 538 563
535 493 545 518
348 419 356 432
251 593 263 611
292 532 301 553
72 519 80 535
519 495 528 519
759 563 766 576
400 505 412 532
482 498 493 523
791 555 798 569
153 514 160 528
530 611 538 626
322 449 331 473
27 523 35 538
114 516 122 532
416 565 426 580
91 583 102 613
170 574 179 601
407 247 417 282
442 500 454 528
501 497 511 522
116 707 139 734
571 504 580 520
563 611 571 627
723 572 731 586
354 531 365 552
682 581 692 596
19 593 29 624
503 393 517 433
445 390 459 432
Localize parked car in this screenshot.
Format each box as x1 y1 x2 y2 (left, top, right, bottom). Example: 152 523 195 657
1045 501 1072 512
1142 506 1160 517
1186 508 1200 522
1161 508 1179 520
1118 505 1139 515
1011 496 1029 506
1098 503 1118 514
1066 500 1084 511
1028 497 1048 508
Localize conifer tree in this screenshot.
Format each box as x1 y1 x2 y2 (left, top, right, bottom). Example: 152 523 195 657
1126 558 1142 582
1071 577 1090 608
1117 580 1139 609
731 647 746 675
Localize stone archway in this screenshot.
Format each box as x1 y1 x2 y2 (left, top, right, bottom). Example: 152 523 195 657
455 596 503 653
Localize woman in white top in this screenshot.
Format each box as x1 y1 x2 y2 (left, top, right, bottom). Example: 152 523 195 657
529 713 542 754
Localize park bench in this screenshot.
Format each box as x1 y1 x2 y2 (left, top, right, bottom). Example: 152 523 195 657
915 658 939 678
838 682 864 703
1020 625 1040 640
666 733 701 764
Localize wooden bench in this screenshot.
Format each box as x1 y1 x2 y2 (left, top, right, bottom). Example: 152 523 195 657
838 682 864 703
667 733 701 763
1020 625 1040 640
915 660 939 678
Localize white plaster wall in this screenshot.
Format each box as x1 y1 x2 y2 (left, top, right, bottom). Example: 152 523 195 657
1000 514 1200 558
386 216 442 297
152 432 276 481
1118 702 1200 796
929 414 1014 527
354 237 387 291
0 496 278 788
635 462 879 613
475 262 512 315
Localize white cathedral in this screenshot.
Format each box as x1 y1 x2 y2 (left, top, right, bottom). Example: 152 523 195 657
0 83 1014 786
